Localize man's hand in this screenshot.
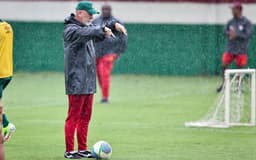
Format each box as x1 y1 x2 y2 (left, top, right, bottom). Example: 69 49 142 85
115 23 127 35
104 27 115 37
229 28 237 40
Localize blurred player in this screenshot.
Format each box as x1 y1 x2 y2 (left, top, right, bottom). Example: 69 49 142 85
63 1 126 159
93 4 128 103
0 19 16 146
217 2 253 92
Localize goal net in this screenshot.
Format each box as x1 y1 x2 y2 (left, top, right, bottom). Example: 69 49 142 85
185 69 256 128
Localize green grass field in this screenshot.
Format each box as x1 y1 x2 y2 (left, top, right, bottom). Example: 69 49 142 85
3 73 256 160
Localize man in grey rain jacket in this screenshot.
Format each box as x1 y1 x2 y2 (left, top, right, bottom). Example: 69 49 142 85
63 1 126 159
93 4 128 103
217 2 253 92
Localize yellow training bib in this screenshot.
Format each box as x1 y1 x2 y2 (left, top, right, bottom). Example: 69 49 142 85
0 21 13 78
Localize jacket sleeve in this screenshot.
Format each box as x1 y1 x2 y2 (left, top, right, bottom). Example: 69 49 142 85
92 17 119 31
223 21 230 38
236 20 253 40
114 18 128 53
105 20 119 31
115 33 128 54
109 18 127 53
74 25 105 42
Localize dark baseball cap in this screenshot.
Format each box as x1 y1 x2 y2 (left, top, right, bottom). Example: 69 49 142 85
230 2 243 10
76 1 99 15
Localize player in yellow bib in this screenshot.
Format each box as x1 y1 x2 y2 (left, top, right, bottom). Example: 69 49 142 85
0 20 16 152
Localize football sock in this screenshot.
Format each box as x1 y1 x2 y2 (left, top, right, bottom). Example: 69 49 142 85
2 114 9 128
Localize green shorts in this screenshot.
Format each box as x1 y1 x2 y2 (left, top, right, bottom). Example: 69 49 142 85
0 77 12 99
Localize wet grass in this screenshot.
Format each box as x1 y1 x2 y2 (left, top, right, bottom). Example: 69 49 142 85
3 73 256 160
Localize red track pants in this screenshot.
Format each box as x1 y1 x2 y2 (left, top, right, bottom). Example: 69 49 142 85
65 94 93 152
96 54 118 100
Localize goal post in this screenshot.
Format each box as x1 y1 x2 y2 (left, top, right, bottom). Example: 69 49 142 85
185 69 256 128
225 69 256 127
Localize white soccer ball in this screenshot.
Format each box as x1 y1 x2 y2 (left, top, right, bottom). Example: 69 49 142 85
91 141 112 159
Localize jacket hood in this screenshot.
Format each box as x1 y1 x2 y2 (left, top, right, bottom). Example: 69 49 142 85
64 13 85 27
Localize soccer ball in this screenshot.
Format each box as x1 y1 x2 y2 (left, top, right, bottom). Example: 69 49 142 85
91 141 112 159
